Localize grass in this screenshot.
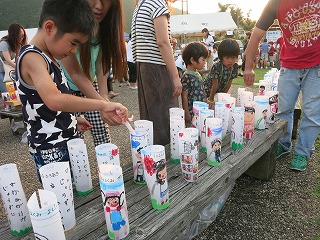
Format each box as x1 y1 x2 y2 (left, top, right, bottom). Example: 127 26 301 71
232 68 270 86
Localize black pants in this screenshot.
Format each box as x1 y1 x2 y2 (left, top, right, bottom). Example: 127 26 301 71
128 61 137 83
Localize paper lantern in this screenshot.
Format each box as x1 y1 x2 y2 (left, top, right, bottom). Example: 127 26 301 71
39 162 75 232
130 130 148 184
214 102 231 139
0 164 32 236
199 109 215 152
205 118 223 166
244 106 255 140
67 138 92 196
170 115 185 163
134 120 154 146
216 93 231 102
28 190 65 240
254 96 269 130
178 128 199 182
265 91 279 124
95 143 121 166
192 101 208 129
169 107 185 120
231 107 245 150
141 145 169 210
99 164 129 240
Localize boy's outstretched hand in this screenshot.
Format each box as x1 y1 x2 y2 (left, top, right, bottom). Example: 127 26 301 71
77 117 93 132
100 102 128 125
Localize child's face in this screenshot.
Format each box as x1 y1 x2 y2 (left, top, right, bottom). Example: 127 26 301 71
193 56 207 70
49 32 88 60
87 0 111 23
221 56 238 68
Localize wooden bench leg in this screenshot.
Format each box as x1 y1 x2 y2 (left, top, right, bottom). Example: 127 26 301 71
292 109 301 140
245 141 278 180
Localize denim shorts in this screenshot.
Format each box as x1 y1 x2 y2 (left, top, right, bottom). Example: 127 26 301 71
30 146 70 181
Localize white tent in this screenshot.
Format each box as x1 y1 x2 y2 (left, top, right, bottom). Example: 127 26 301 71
170 12 237 35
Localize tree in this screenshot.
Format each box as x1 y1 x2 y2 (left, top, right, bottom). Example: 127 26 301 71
218 3 256 31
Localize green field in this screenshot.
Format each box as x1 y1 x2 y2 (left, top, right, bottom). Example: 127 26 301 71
232 68 270 86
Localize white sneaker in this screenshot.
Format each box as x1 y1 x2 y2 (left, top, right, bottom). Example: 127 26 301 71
130 86 138 90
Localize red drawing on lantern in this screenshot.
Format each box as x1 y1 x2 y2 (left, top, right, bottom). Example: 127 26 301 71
144 155 155 175
111 149 118 156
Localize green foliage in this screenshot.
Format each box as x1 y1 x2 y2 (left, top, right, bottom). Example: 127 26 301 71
0 0 42 30
0 0 136 33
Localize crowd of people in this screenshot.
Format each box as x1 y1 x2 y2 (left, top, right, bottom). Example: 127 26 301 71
0 0 318 181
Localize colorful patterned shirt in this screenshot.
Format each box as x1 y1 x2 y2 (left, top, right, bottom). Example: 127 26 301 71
181 70 206 117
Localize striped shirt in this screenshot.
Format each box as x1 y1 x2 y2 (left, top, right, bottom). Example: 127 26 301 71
131 0 171 65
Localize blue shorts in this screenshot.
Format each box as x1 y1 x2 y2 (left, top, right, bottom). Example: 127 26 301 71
30 146 70 182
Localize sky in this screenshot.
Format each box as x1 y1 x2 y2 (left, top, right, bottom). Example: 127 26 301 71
171 0 269 20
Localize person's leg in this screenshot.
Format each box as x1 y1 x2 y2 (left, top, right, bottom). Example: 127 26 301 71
86 81 111 146
107 75 119 98
276 67 301 152
137 62 178 145
206 53 214 71
128 61 137 89
0 72 7 93
295 65 320 158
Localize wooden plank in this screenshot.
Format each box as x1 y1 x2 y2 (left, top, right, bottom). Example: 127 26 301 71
0 119 287 240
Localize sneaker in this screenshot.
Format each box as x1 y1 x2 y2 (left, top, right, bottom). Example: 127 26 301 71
129 86 138 90
276 144 290 159
290 154 307 171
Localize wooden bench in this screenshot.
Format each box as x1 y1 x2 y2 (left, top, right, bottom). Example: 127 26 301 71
0 119 287 240
0 109 25 135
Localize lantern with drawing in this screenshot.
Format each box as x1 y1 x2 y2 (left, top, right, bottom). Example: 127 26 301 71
95 143 121 166
99 164 129 240
170 115 185 163
141 145 169 210
231 107 245 150
205 118 223 166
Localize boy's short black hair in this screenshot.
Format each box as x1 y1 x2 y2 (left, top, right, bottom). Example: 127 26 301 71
182 42 208 66
217 38 240 60
39 0 96 37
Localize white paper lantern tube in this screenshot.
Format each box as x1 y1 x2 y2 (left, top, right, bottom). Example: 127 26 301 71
224 96 236 134
231 107 245 150
237 87 246 106
130 130 148 185
39 162 75 232
216 93 231 102
254 96 269 130
98 164 129 240
170 116 185 163
134 120 154 146
265 91 279 124
192 101 208 129
141 145 169 210
67 138 93 196
95 143 121 166
169 107 185 120
199 109 215 152
240 91 254 108
28 190 65 240
0 164 32 236
214 102 230 139
244 106 255 140
178 128 200 182
205 118 223 166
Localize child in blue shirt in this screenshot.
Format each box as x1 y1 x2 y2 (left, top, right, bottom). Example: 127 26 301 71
181 42 208 126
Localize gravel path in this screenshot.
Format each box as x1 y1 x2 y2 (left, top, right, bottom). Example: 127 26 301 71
0 83 319 239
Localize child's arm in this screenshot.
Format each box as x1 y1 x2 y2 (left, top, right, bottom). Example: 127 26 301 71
20 52 128 125
206 78 218 108
181 90 192 124
76 116 93 132
61 54 104 100
224 79 233 93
